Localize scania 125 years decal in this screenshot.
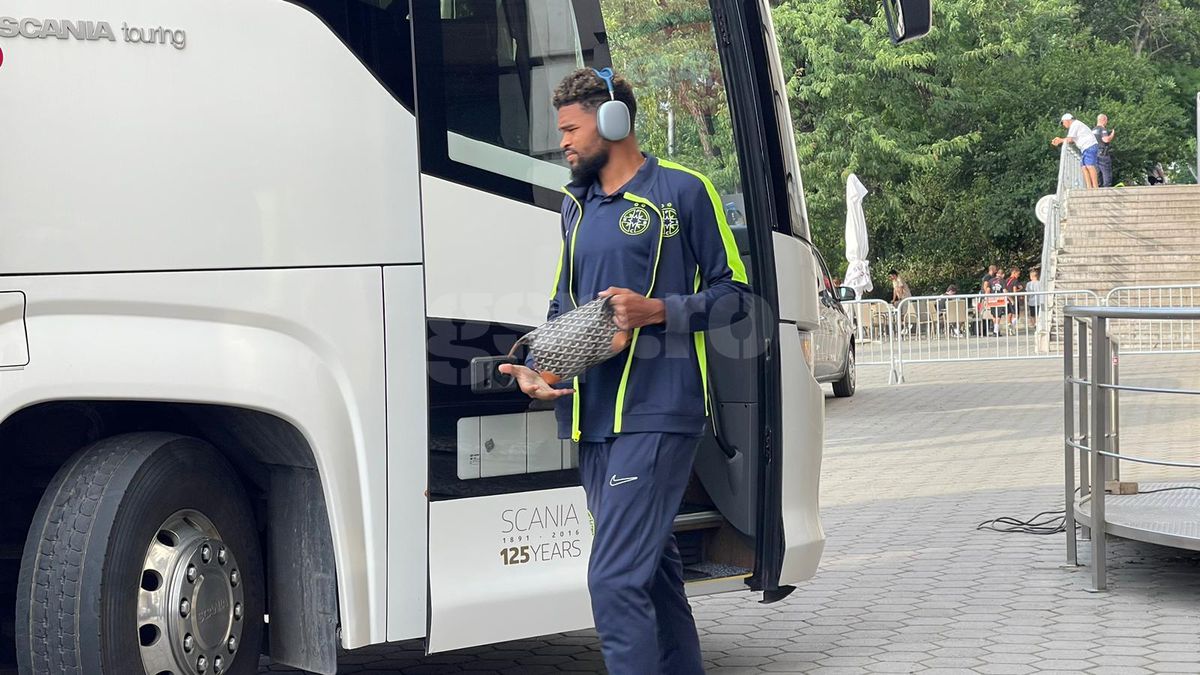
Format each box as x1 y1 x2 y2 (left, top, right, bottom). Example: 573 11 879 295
499 503 587 565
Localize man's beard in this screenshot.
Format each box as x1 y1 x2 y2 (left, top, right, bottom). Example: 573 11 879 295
569 146 610 185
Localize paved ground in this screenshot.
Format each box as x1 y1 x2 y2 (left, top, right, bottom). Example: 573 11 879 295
262 355 1200 674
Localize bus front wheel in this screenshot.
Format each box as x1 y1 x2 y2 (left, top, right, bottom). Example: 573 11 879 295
16 432 264 675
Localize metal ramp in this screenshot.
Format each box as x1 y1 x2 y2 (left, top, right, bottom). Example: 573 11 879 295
1075 483 1200 553
1063 306 1200 591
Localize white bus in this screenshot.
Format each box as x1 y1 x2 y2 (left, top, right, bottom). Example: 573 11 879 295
0 1 926 673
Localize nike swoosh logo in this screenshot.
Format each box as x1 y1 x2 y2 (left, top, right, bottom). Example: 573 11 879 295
609 475 638 487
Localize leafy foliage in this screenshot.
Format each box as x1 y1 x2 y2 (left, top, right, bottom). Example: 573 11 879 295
774 0 1199 295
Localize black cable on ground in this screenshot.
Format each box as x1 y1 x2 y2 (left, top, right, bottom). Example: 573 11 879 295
976 486 1200 535
977 509 1069 535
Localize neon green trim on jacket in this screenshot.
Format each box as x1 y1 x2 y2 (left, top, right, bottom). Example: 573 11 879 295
657 159 748 284
561 189 584 309
571 376 581 442
692 267 709 416
613 193 665 434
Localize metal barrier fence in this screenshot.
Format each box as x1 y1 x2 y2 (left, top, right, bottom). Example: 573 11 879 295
892 290 1101 382
843 298 900 384
845 285 1199 382
1104 284 1200 354
1063 306 1200 591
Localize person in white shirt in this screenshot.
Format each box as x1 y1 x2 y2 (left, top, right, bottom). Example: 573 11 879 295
1025 268 1044 327
1051 113 1100 188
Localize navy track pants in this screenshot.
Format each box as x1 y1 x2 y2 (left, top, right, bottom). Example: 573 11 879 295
579 432 705 674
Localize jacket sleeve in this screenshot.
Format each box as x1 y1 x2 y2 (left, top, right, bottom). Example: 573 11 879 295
663 178 751 334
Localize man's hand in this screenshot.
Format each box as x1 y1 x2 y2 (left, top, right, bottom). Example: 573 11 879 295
498 364 574 401
599 287 666 330
1051 137 1064 147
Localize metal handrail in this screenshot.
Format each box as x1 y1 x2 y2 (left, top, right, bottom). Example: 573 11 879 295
1064 378 1200 396
1063 305 1200 591
1107 283 1200 302
1065 440 1200 469
1065 306 1200 321
1039 143 1084 323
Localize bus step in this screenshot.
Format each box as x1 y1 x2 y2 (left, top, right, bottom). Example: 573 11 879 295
672 509 724 532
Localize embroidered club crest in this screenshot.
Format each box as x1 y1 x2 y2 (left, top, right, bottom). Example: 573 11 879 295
618 205 651 236
661 203 680 238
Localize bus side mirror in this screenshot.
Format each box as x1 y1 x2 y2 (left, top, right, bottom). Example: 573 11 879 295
883 0 932 44
837 287 856 302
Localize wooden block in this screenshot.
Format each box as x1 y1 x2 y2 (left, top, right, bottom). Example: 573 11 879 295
1105 481 1139 495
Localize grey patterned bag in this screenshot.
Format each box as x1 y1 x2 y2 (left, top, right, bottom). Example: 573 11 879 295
510 297 630 384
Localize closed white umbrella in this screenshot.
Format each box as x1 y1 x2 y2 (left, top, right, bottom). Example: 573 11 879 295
843 173 872 299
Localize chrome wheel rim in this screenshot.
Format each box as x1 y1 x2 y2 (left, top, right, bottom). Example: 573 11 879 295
848 350 856 390
138 510 245 675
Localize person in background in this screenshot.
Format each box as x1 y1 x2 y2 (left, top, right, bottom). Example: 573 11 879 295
1052 113 1100 189
938 285 961 337
1148 163 1167 185
1025 268 1044 327
889 269 911 307
1004 267 1023 293
982 264 999 286
1004 267 1023 330
1093 114 1115 187
973 281 992 337
988 270 1006 296
985 274 1009 336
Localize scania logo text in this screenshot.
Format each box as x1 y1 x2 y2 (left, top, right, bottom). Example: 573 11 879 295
0 17 186 49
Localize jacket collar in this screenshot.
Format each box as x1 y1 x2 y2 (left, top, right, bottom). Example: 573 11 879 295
565 153 658 202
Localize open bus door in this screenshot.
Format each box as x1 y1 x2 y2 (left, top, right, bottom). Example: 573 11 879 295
708 0 931 598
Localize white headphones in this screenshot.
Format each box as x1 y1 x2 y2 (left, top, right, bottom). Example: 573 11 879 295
592 68 631 142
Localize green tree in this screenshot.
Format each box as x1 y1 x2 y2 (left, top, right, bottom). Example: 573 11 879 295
601 0 741 193
773 0 1197 296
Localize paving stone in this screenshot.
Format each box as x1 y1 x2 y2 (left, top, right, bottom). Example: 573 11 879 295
976 665 1038 675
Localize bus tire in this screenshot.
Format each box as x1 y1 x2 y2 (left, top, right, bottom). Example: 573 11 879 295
832 345 856 398
16 432 264 675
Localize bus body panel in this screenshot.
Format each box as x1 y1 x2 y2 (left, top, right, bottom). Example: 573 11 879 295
421 176 562 329
426 486 594 653
0 268 390 647
0 0 422 275
383 265 431 642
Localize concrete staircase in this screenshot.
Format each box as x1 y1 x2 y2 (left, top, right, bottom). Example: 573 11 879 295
1054 185 1200 295
1050 184 1200 352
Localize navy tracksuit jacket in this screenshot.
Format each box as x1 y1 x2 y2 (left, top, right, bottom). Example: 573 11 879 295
542 154 749 673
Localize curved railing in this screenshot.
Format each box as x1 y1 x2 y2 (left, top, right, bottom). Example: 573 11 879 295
1063 306 1200 591
1038 143 1084 334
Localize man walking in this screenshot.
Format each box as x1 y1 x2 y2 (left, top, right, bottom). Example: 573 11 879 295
501 68 749 674
1052 113 1100 188
1093 114 1116 187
